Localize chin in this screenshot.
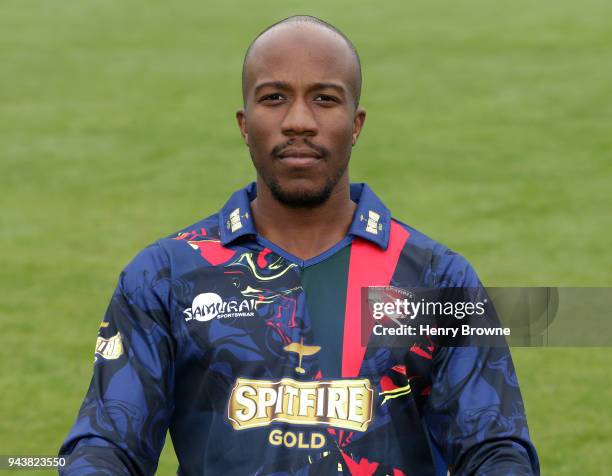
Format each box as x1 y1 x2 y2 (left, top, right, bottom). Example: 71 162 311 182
268 179 334 209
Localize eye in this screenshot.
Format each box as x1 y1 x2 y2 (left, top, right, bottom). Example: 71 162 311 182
314 94 339 104
260 93 285 102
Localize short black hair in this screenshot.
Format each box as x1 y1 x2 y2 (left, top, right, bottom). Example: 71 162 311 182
241 15 362 108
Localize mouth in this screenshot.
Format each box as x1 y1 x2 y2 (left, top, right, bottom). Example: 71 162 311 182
277 149 323 167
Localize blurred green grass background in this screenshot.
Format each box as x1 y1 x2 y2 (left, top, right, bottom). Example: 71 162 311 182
1 0 611 474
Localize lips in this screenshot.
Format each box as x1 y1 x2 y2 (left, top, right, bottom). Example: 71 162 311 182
276 148 323 167
277 149 322 159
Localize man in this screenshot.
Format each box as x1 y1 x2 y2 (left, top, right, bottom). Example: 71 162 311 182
60 16 539 475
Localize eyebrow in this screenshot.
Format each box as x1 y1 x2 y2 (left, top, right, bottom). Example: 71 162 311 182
253 81 347 96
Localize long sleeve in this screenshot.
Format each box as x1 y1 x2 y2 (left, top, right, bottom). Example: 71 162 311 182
59 243 176 475
424 248 540 475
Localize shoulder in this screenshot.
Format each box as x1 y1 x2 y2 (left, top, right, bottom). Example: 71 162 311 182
118 212 222 301
159 212 222 248
153 211 223 262
391 218 482 287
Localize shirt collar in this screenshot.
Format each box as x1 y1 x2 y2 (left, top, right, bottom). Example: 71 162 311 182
347 182 391 249
219 182 391 249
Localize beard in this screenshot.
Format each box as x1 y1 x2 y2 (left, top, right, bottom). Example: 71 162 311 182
251 139 350 209
255 157 349 209
266 174 338 208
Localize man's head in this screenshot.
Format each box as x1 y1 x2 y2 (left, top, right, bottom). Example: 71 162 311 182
237 15 366 208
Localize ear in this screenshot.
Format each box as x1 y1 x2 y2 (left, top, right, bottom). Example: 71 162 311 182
351 108 366 146
236 108 249 145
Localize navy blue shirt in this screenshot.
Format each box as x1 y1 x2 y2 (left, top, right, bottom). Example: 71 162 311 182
60 183 539 475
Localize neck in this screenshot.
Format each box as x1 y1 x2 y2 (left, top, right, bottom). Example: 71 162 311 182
250 178 357 261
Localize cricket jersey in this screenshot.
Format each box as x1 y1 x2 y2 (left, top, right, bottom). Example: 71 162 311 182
59 182 539 475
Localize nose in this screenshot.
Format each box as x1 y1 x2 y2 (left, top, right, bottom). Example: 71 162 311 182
280 97 318 137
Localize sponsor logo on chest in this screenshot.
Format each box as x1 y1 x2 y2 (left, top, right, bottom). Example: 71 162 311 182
183 292 257 322
228 377 374 432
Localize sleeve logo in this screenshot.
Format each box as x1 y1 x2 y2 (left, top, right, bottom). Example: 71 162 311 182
94 332 124 360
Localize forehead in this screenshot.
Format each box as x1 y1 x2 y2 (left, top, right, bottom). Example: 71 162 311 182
244 24 357 93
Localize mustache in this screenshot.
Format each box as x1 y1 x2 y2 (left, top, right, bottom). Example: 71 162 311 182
271 139 329 159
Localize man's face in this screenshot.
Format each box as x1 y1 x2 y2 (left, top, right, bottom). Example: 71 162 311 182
237 24 366 208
